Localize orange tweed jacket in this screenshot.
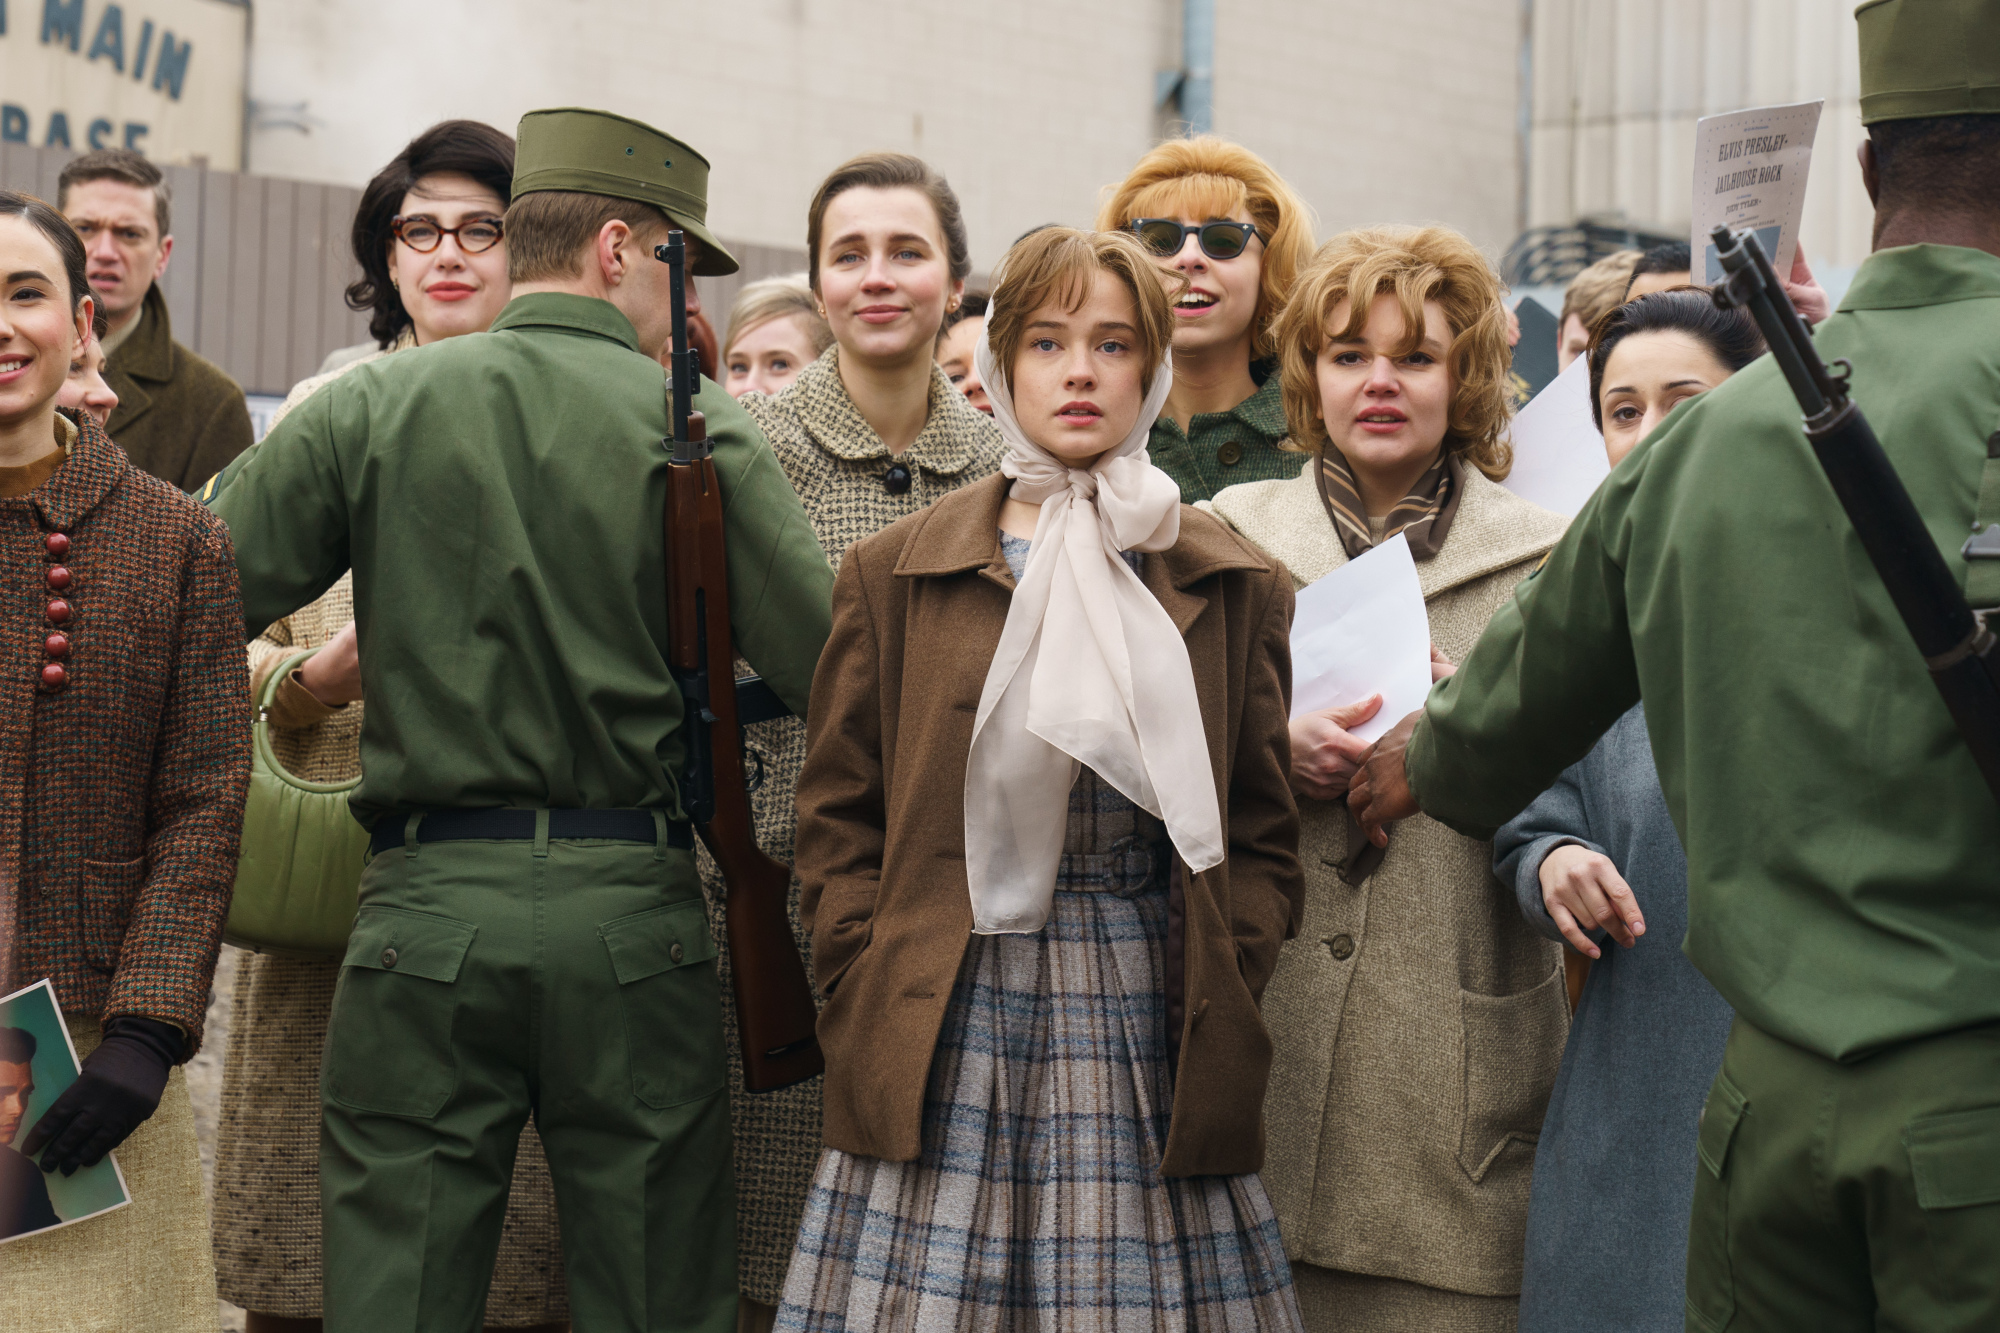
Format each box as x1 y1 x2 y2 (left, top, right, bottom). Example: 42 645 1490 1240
0 410 250 1056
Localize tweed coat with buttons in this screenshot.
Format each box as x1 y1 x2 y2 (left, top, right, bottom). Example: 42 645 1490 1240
0 410 250 1056
1206 461 1569 1297
715 346 1005 1303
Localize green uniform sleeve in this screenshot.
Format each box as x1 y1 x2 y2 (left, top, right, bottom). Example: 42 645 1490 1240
1407 462 1644 840
701 382 835 718
205 381 353 642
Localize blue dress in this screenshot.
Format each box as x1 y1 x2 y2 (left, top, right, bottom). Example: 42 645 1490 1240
1493 704 1735 1333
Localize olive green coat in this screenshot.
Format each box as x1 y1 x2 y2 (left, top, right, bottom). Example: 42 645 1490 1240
1207 461 1570 1297
105 285 255 492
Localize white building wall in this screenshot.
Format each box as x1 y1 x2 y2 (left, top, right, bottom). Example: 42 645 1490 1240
1528 0 1872 268
244 0 1525 273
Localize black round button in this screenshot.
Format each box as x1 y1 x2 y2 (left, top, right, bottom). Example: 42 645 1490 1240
380 947 399 969
1327 934 1356 961
883 462 912 495
1218 441 1243 466
669 942 685 964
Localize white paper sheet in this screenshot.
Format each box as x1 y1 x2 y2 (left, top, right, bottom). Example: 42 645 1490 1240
1288 532 1432 742
1692 101 1823 285
1501 356 1608 519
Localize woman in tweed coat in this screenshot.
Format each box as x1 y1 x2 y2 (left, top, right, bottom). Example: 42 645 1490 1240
206 123 573 1333
719 151 1003 1329
0 193 250 1333
1206 228 1569 1332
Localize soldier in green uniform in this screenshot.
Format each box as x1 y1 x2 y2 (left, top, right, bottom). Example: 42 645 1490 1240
206 108 835 1333
1345 4 2000 1329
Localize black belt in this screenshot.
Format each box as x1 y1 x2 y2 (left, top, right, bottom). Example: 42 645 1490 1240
368 809 693 857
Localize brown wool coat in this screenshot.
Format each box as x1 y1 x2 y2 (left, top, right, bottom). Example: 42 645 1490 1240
1208 461 1570 1296
105 285 256 492
795 471 1305 1178
0 411 251 1054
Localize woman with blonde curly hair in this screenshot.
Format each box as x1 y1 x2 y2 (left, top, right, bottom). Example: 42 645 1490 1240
1098 136 1315 502
1206 225 1571 1332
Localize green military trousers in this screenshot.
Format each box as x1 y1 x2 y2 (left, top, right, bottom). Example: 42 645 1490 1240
319 817 735 1333
1686 1015 2000 1332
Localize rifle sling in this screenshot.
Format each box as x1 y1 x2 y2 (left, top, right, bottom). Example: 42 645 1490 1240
1962 430 2000 613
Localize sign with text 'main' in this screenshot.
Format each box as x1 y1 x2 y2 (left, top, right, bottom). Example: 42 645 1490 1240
0 0 246 169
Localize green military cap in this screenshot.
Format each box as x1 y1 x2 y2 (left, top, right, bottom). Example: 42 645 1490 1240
1855 0 2000 124
512 107 739 275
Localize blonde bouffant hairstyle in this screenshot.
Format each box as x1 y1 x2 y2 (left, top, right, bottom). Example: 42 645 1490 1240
1274 226 1514 480
1095 137 1316 361
985 227 1178 398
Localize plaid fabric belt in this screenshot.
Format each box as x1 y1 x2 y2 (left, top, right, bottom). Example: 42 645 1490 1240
368 808 693 857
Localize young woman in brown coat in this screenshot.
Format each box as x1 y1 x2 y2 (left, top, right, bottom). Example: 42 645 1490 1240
782 226 1305 1330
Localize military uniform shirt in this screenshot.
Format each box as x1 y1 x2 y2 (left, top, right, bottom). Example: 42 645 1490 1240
209 292 835 824
1405 244 2000 1063
1147 370 1303 503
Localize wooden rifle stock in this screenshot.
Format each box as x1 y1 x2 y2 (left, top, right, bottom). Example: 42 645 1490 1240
659 231 825 1093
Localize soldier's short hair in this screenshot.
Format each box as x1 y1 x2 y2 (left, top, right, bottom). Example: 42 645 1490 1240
58 148 170 238
0 1025 37 1067
983 226 1176 398
504 190 675 285
1870 113 2000 216
1273 225 1514 480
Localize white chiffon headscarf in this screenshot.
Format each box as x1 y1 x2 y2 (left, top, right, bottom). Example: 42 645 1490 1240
964 318 1226 934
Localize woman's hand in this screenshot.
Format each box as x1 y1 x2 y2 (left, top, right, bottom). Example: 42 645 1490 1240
296 622 363 706
1289 695 1381 801
1539 844 1646 958
1783 243 1832 326
1430 644 1456 682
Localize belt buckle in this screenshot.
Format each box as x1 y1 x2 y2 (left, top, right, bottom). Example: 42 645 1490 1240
1106 834 1157 898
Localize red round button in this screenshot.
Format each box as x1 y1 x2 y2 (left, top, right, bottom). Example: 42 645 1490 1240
46 566 71 591
44 532 68 558
40 663 65 688
44 633 67 658
45 600 70 625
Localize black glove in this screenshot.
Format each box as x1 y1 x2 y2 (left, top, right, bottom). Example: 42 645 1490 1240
20 1015 181 1175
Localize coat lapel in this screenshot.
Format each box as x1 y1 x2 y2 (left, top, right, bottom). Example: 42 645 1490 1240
104 286 175 440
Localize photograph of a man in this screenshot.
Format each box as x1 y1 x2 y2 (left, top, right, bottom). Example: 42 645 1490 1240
0 1026 60 1240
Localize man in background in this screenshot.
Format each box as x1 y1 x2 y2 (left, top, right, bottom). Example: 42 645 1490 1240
1624 240 1693 298
58 149 253 490
1556 249 1641 371
0 1027 60 1240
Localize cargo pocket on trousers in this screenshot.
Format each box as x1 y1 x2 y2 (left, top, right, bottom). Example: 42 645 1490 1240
600 898 725 1110
1685 1072 1748 1333
1907 1105 2000 1309
323 906 476 1119
80 857 146 974
1457 966 1568 1183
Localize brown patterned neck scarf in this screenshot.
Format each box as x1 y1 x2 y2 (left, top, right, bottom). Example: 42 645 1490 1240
1315 445 1466 560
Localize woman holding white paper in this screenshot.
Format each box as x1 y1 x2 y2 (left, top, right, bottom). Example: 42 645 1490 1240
783 226 1305 1330
1206 225 1568 1332
1492 288 1762 1333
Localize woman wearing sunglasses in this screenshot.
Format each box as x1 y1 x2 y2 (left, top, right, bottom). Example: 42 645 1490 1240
1097 137 1316 503
208 121 572 1333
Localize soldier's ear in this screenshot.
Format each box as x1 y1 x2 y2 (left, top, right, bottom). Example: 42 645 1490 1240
1858 138 1881 208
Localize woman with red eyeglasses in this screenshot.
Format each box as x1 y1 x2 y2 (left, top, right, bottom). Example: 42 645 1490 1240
207 120 572 1333
1097 137 1317 505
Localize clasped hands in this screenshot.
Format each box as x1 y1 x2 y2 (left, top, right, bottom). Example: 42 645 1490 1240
1289 646 1452 845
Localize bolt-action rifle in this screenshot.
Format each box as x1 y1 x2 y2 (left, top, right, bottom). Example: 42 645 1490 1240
658 230 825 1092
1709 224 2000 807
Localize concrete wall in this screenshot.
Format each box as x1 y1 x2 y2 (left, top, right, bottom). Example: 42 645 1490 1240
1527 0 1872 268
243 0 1527 276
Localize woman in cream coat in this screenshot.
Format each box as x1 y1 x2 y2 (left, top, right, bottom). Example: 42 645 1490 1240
1208 226 1569 1332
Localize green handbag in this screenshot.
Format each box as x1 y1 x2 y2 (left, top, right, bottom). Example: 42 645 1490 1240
222 650 371 959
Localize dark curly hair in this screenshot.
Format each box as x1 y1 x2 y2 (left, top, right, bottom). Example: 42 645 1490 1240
346 120 515 348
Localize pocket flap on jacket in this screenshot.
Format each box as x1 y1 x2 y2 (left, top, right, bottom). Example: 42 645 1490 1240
599 899 717 985
342 906 476 984
1908 1106 2000 1210
1698 1074 1748 1179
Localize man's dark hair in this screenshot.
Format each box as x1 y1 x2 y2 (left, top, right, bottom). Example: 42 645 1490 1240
0 190 92 315
57 148 170 237
346 120 516 348
1869 114 2000 216
0 1026 37 1066
1586 288 1766 430
1629 241 1693 283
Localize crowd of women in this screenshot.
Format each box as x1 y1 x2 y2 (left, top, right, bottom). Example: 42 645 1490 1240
0 111 1788 1333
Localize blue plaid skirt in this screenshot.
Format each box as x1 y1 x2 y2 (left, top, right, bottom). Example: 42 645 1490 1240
777 772 1301 1331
